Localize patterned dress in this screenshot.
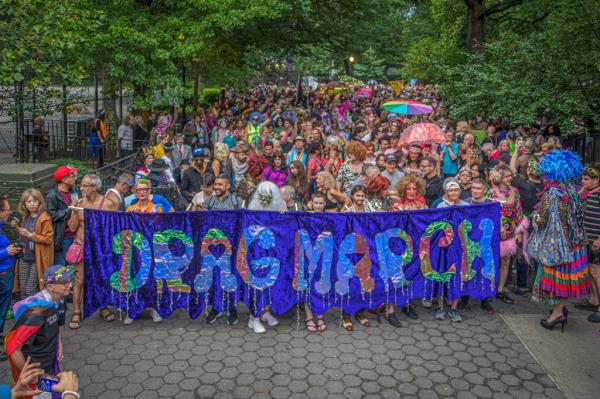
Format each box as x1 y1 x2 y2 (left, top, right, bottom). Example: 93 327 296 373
491 187 527 257
532 185 589 303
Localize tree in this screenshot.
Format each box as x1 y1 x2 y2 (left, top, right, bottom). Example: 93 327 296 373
464 0 523 51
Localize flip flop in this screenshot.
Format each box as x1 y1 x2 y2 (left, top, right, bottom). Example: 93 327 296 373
99 308 116 322
305 318 317 333
316 317 327 332
69 312 82 330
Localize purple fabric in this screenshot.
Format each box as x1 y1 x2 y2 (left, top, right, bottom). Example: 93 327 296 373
263 166 289 187
83 204 501 319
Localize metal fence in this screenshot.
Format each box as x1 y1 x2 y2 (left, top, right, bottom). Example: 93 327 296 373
0 118 151 166
562 132 600 167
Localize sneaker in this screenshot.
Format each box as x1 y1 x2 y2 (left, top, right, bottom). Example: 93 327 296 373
435 308 445 320
248 317 266 334
385 312 402 328
260 312 279 327
227 308 238 325
422 299 432 309
448 309 463 322
481 299 494 315
206 308 221 324
401 305 418 320
5 310 13 320
123 316 134 325
150 309 163 323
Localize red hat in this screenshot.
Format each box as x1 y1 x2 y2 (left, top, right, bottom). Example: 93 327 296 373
53 165 78 182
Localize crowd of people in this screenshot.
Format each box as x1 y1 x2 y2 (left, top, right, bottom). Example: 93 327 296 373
0 82 598 396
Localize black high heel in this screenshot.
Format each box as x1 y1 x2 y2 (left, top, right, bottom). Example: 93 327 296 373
540 315 567 333
547 306 569 323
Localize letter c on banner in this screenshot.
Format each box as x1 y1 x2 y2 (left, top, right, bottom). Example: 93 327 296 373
335 233 375 296
236 225 280 290
109 230 152 293
419 221 456 282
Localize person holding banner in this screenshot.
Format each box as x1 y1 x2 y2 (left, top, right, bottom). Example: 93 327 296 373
66 175 116 329
123 180 164 325
434 178 467 322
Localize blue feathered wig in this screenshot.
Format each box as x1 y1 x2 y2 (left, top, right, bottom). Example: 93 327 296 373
539 150 584 184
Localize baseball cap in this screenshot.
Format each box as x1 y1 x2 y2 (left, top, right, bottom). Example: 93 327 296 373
179 159 191 166
44 265 76 284
385 154 398 162
53 165 78 183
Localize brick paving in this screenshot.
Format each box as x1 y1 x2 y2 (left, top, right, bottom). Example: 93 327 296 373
1 296 568 399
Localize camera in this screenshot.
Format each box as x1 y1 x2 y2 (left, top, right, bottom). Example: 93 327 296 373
12 241 25 259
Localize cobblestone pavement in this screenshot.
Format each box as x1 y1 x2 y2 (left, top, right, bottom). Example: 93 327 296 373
1 296 569 399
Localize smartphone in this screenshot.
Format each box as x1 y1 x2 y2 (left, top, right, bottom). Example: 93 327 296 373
38 375 59 393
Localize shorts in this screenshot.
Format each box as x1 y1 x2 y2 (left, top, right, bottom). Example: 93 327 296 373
588 245 600 265
65 241 84 264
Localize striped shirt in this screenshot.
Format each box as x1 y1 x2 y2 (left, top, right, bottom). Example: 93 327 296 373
584 190 600 242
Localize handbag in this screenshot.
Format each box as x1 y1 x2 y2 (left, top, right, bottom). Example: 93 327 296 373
527 189 574 266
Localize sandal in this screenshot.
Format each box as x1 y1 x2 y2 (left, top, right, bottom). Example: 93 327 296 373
99 308 116 322
497 292 515 304
342 316 353 331
316 317 327 332
355 314 370 327
68 312 82 330
305 318 317 333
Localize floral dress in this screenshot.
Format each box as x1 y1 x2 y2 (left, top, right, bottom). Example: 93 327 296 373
491 187 527 257
391 196 428 211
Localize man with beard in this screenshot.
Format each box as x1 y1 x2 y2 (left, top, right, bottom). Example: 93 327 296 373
224 143 250 190
66 175 115 329
204 175 243 325
181 148 212 202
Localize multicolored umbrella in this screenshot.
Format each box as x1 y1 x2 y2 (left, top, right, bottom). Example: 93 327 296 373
383 100 433 115
398 123 446 145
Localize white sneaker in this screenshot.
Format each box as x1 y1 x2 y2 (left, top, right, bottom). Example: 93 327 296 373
260 312 279 327
422 298 432 308
150 309 163 323
248 317 266 334
123 316 134 325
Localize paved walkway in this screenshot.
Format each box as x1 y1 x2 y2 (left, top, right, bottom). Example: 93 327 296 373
0 296 578 399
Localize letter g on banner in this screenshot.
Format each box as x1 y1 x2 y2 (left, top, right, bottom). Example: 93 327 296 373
236 225 280 290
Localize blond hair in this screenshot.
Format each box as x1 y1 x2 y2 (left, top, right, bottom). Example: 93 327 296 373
18 188 46 218
316 171 336 190
489 164 513 185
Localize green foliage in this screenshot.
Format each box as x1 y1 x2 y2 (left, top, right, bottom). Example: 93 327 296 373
352 47 385 81
399 0 600 133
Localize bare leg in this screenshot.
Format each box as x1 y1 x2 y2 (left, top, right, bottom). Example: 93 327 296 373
498 256 511 292
450 299 459 310
589 264 600 305
547 299 565 322
72 262 84 314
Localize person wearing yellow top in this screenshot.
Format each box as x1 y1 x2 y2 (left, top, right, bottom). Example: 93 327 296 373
152 135 171 160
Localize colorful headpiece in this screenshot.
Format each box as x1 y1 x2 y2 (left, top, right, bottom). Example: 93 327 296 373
538 150 583 184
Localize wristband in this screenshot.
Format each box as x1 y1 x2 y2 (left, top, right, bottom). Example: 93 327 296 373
62 391 80 399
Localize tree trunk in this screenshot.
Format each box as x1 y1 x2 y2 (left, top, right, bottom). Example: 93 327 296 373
466 0 486 52
192 71 203 113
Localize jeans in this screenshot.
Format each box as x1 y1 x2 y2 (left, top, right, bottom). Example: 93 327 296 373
54 238 74 267
0 271 14 334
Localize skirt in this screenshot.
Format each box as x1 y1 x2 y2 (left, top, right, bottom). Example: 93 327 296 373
532 245 589 304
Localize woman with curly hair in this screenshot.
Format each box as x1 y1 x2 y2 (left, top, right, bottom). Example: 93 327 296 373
211 142 230 177
490 164 528 305
336 141 367 196
263 151 289 187
391 174 428 211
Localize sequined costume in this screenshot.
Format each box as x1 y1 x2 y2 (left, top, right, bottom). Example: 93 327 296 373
532 183 589 303
491 187 529 257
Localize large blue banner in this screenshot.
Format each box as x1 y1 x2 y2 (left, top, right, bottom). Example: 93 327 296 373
83 203 500 319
